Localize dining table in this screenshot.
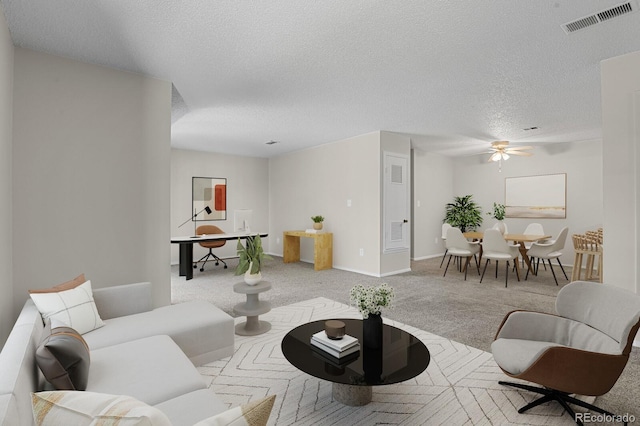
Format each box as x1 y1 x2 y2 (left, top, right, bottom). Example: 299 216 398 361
463 231 552 276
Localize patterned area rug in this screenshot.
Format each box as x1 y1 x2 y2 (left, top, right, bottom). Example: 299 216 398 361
197 298 583 425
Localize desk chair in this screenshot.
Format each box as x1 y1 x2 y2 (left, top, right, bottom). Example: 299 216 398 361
194 225 227 271
492 281 640 425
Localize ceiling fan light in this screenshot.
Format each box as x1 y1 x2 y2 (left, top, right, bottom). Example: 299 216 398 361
490 152 500 162
502 153 510 160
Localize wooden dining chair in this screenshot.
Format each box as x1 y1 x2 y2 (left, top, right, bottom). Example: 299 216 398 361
572 233 603 283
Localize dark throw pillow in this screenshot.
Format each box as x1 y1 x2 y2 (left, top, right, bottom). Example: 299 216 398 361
35 318 90 390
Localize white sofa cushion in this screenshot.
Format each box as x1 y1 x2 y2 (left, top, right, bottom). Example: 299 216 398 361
83 300 234 365
154 389 230 426
29 280 104 335
491 338 564 375
31 391 172 426
87 335 207 405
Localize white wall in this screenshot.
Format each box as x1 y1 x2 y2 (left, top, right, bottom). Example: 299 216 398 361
451 140 603 267
12 48 172 314
412 150 454 260
601 51 640 294
0 6 13 349
269 132 382 276
170 149 269 264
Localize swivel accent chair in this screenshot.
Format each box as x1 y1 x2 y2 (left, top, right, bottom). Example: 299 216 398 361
492 280 640 425
193 225 227 271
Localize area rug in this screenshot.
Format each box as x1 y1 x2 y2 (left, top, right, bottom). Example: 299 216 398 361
197 297 582 425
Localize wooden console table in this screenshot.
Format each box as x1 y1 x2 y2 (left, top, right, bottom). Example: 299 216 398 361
283 231 333 271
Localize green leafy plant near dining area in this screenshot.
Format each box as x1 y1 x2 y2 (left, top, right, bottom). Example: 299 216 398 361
311 215 324 223
488 202 506 221
444 195 483 232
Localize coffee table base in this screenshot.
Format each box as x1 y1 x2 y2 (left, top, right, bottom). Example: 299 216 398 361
235 316 271 336
332 383 372 406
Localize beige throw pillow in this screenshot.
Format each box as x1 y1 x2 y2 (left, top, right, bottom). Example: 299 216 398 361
31 391 172 426
29 274 86 294
194 395 276 426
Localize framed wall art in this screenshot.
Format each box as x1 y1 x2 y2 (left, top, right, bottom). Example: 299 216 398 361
505 173 566 218
192 176 226 221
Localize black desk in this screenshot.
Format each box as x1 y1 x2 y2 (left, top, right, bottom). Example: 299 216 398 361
171 232 268 280
281 318 430 406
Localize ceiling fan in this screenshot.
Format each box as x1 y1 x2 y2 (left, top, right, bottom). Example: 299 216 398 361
486 141 533 171
487 140 532 163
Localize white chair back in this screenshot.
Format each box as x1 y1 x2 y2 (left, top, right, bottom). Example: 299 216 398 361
482 228 510 253
523 223 544 235
446 227 470 250
441 223 452 240
551 227 569 251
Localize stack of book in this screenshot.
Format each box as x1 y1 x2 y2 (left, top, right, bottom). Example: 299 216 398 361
310 330 360 359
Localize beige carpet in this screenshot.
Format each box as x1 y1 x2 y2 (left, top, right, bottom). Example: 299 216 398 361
197 297 585 425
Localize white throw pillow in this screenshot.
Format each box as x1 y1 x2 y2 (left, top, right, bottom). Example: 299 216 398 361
194 395 275 426
31 391 172 426
30 280 104 335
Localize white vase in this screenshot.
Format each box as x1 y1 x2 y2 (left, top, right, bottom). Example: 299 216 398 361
496 221 506 235
244 262 262 285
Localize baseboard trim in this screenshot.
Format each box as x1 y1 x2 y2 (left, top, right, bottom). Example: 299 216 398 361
412 253 444 261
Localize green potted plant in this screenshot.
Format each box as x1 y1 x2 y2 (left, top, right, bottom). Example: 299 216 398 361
488 202 506 234
234 235 271 285
311 215 324 230
444 195 483 232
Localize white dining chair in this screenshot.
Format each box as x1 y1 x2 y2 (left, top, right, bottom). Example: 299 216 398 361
480 229 521 287
443 227 480 280
439 223 453 268
522 222 545 267
525 227 569 285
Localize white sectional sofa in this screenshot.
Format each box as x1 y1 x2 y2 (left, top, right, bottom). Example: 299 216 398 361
0 282 235 426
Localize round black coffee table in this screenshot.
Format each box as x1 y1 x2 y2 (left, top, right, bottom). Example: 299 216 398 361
281 318 430 406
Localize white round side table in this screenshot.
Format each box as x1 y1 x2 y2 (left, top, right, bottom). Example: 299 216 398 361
233 281 272 336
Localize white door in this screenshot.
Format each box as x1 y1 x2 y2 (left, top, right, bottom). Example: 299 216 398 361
383 152 410 252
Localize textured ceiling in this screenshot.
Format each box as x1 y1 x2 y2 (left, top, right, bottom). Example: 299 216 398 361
2 0 640 158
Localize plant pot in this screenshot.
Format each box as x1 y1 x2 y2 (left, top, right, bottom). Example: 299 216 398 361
495 221 506 235
244 262 262 285
313 222 323 230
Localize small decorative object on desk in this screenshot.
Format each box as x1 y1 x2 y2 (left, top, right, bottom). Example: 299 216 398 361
350 283 395 348
310 330 360 358
311 215 324 231
324 320 346 340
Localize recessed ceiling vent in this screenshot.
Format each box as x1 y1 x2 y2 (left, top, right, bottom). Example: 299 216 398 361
562 1 638 34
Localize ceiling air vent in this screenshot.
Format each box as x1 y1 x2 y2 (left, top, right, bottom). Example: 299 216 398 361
561 1 638 34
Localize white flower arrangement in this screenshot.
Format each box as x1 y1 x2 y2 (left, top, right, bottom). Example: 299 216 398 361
349 283 395 319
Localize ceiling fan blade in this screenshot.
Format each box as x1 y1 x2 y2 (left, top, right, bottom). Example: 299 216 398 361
508 151 533 156
506 146 534 151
